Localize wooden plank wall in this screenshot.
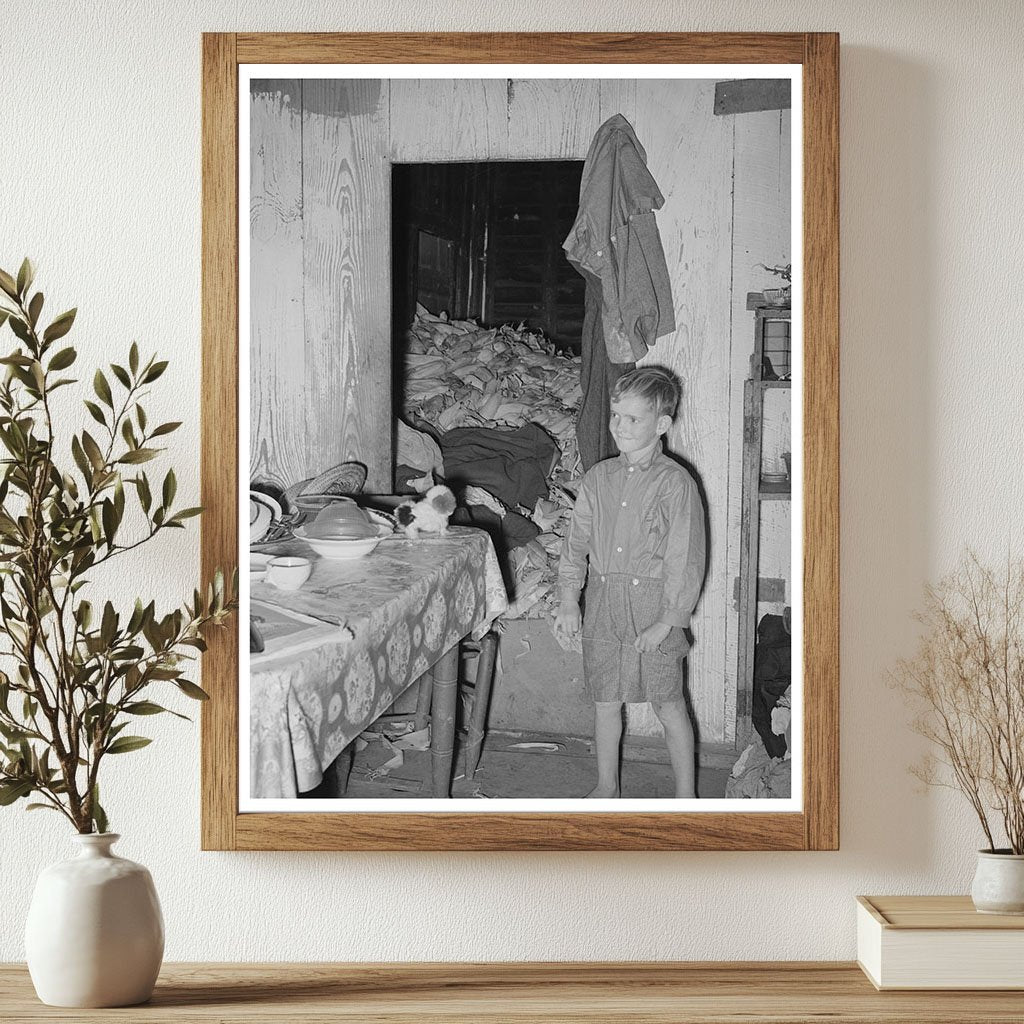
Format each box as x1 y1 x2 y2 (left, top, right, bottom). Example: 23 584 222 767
724 109 792 743
250 78 790 745
251 80 393 493
250 82 305 488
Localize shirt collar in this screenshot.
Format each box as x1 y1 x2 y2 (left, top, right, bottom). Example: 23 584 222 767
617 441 661 471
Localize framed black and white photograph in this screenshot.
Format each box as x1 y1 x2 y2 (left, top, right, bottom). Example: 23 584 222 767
201 32 839 851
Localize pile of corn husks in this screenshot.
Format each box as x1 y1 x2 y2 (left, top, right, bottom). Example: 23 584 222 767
402 305 582 624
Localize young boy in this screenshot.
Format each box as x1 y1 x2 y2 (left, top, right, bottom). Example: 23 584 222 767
554 366 706 798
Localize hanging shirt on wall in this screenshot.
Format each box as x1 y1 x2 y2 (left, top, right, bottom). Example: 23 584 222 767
562 114 676 364
563 114 676 469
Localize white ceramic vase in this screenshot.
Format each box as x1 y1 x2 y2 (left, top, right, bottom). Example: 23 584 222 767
970 849 1024 915
25 833 164 1007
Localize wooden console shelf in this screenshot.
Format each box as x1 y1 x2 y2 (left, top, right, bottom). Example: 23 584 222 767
3 962 1023 1022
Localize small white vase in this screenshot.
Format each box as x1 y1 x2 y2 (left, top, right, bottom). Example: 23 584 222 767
25 833 164 1007
970 849 1024 915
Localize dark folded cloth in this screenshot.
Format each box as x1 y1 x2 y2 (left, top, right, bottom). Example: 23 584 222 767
441 423 557 509
752 613 791 759
451 505 541 552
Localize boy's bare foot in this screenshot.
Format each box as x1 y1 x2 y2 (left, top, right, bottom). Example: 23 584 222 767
585 785 619 799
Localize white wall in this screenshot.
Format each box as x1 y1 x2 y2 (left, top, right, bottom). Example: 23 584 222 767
2 0 1022 963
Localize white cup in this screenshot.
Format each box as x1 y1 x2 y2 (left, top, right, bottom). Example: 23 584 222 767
266 555 312 590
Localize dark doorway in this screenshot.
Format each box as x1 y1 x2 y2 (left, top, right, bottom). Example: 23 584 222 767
391 160 585 352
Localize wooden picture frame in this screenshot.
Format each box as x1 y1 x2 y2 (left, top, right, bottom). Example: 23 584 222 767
201 32 839 851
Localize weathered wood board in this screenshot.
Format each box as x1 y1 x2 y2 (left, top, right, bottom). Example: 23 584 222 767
389 79 509 162
249 82 305 489
302 80 392 492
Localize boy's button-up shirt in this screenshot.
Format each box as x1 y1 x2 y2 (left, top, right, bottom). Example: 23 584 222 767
558 448 706 628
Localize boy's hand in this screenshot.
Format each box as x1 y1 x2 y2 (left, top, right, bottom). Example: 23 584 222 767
634 621 673 652
553 601 582 639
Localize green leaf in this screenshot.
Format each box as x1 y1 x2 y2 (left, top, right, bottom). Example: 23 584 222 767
101 498 117 546
0 269 18 300
93 369 113 408
121 418 137 449
136 404 147 432
48 346 77 372
162 468 176 508
168 507 203 524
27 292 43 328
124 700 171 716
0 722 28 743
126 598 146 635
0 779 33 805
105 735 152 755
42 308 77 344
175 679 210 701
150 421 181 438
71 435 91 482
84 400 106 427
129 342 139 375
26 803 61 813
91 785 108 834
81 431 105 471
110 363 131 389
8 316 31 344
142 360 168 383
136 473 152 513
100 601 117 647
118 448 157 465
16 258 34 298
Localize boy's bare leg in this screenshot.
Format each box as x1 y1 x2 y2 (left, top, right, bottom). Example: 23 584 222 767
653 700 696 798
587 701 623 798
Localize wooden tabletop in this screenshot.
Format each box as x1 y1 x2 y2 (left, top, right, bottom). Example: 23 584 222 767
3 962 1024 1022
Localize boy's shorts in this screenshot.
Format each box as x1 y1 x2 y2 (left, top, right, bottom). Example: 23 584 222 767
581 572 690 703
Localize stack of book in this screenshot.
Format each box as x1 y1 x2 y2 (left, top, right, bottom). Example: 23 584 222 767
857 895 1024 990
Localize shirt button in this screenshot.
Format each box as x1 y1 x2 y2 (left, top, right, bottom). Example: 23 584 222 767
616 546 623 553
596 249 603 256
610 234 617 242
632 578 639 586
628 467 634 473
621 501 627 507
600 575 606 582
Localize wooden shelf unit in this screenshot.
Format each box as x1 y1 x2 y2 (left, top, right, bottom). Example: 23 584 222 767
2 962 1021 1022
735 304 792 742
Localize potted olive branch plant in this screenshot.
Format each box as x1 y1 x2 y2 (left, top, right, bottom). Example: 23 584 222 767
0 259 236 1007
895 552 1024 914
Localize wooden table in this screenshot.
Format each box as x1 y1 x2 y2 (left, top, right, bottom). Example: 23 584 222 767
249 527 506 799
2 962 1023 1022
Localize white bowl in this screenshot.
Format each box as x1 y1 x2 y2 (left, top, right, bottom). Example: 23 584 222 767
294 523 392 560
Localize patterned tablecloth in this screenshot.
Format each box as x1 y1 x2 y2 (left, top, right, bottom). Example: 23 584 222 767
249 527 507 798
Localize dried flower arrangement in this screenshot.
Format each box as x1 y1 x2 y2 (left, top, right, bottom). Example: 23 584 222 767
894 553 1024 854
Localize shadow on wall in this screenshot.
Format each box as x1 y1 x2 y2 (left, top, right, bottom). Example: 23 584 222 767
839 48 937 868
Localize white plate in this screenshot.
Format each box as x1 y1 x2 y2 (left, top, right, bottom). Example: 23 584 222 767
249 489 283 543
250 489 283 520
249 500 272 543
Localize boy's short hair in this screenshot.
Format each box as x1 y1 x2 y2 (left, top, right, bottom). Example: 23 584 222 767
610 365 682 419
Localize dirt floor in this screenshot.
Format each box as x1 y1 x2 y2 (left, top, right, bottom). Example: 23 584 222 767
335 728 731 801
